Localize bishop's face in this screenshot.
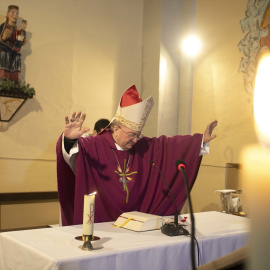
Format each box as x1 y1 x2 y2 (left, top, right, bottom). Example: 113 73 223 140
113 125 141 151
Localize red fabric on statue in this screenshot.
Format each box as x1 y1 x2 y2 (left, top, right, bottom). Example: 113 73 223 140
56 130 203 225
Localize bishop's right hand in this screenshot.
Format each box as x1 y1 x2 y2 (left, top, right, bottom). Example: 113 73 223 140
64 111 90 139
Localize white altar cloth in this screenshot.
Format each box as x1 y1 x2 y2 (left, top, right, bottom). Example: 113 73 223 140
0 211 249 270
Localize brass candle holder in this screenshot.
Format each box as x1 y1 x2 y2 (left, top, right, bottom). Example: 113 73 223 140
82 235 93 251
75 234 100 251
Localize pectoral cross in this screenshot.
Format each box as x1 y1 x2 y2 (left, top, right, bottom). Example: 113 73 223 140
114 158 138 203
120 175 128 191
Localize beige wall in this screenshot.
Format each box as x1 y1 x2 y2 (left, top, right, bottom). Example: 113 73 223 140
190 0 255 213
0 0 256 228
0 201 59 231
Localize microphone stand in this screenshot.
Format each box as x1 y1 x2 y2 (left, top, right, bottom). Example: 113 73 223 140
150 161 189 236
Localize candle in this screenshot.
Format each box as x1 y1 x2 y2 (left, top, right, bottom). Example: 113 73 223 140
82 192 96 238
240 54 270 270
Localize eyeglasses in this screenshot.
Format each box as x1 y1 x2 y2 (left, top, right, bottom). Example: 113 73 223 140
118 126 143 140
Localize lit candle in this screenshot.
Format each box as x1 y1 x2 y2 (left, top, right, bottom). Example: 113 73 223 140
240 54 270 269
82 192 96 238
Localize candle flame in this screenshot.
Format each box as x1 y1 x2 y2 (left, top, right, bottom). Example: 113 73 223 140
89 192 97 196
254 54 270 147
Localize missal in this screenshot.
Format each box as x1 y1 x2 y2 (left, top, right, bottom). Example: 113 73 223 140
113 211 163 232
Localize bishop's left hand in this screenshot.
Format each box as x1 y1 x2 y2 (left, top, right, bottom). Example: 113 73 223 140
203 120 218 143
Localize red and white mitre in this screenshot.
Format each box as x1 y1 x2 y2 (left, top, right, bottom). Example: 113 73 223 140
114 84 154 132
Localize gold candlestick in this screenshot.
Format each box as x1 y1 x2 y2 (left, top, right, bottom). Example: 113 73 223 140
82 235 93 251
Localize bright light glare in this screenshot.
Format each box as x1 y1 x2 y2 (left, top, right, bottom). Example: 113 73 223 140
254 55 270 147
159 56 167 84
182 36 201 57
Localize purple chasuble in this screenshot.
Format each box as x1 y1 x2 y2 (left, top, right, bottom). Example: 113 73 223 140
56 130 203 225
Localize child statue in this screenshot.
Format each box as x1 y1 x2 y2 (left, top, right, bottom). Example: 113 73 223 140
13 20 28 52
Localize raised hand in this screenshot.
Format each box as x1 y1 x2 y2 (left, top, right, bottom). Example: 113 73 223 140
64 111 90 140
203 120 218 143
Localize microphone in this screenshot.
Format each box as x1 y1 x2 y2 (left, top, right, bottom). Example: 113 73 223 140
176 159 196 270
150 160 189 236
164 160 186 197
175 159 186 171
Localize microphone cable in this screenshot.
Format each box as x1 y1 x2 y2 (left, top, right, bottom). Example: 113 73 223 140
187 233 201 267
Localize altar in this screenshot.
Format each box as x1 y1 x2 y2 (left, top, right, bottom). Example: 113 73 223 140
0 211 249 270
